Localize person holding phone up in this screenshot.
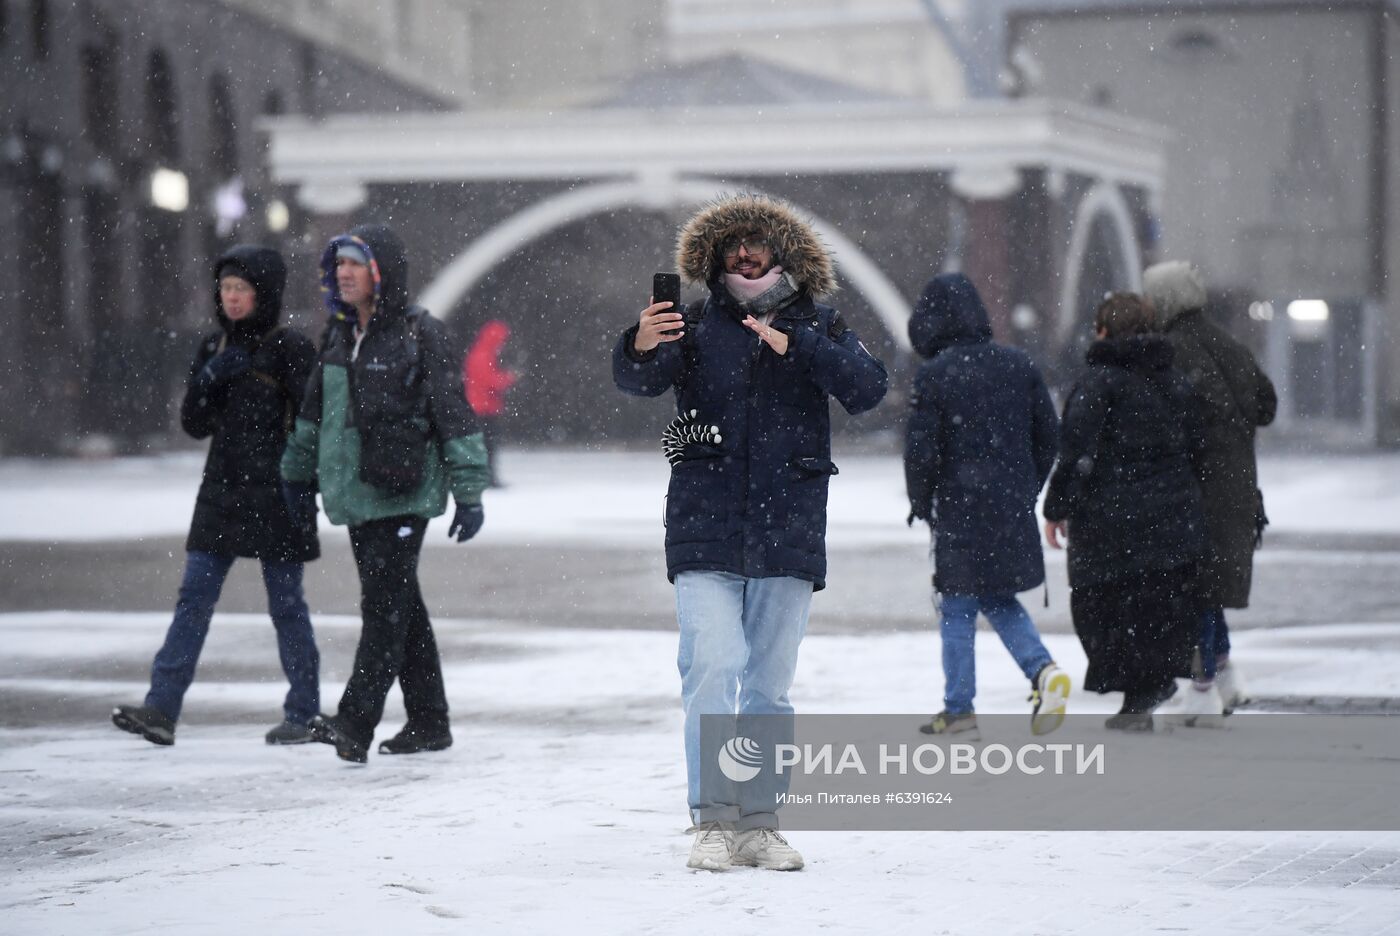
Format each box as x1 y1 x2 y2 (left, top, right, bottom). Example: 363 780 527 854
613 194 888 872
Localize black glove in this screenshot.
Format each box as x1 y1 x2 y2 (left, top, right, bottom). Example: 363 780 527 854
281 480 317 527
448 502 484 543
198 347 252 387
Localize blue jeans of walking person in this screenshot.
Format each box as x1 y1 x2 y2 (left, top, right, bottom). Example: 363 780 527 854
145 550 320 724
939 593 1053 714
677 571 812 831
1197 607 1232 681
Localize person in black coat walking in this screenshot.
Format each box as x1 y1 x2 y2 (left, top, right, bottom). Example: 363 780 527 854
614 193 887 872
112 245 321 747
903 273 1068 739
1043 293 1209 730
1144 261 1276 719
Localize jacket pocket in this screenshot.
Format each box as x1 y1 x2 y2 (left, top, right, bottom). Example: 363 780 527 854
791 456 839 478
665 457 730 544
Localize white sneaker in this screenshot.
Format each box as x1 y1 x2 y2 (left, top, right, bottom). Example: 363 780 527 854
1167 682 1225 728
1030 664 1072 736
685 822 733 872
731 828 804 871
1216 663 1247 715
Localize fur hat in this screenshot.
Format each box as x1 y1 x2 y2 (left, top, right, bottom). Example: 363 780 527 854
675 193 837 296
1142 260 1207 325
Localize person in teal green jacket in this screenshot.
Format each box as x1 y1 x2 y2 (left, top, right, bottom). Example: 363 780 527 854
282 223 488 764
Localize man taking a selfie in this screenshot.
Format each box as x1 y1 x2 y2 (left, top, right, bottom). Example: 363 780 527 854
613 194 888 872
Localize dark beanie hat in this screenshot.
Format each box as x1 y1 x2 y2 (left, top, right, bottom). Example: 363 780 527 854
217 261 251 283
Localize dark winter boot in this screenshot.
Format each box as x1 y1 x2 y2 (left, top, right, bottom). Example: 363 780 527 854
265 720 318 745
112 704 176 746
310 714 369 764
378 723 453 755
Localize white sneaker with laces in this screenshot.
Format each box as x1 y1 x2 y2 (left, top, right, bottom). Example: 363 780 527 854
1216 663 1247 715
731 828 804 871
685 822 733 872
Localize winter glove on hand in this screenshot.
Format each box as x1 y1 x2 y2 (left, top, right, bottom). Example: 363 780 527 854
198 347 252 387
448 502 484 543
281 480 317 527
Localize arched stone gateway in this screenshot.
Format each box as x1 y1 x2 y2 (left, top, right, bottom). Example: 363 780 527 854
1057 181 1145 346
416 177 916 351
267 99 1165 439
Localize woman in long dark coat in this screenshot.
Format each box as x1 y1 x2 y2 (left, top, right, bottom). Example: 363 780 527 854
1043 293 1209 730
1144 261 1276 716
112 245 321 746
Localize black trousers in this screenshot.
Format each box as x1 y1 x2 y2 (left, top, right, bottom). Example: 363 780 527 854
338 515 448 741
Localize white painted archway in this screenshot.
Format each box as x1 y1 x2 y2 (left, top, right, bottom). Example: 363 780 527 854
415 176 914 350
1055 181 1144 344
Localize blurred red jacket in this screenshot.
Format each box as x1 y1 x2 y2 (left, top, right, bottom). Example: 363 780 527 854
463 320 517 418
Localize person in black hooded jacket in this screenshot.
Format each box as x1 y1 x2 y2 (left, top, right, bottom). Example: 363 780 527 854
1043 293 1209 730
112 245 322 748
903 273 1068 740
283 224 490 764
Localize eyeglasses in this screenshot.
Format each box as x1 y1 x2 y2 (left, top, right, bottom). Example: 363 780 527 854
720 236 772 258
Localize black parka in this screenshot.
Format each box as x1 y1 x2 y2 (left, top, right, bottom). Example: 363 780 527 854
612 195 888 589
903 273 1059 596
1043 336 1209 589
183 245 318 562
281 224 489 527
1160 309 1276 607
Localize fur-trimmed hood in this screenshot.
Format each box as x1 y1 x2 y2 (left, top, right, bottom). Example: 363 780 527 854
676 194 837 297
1143 260 1207 326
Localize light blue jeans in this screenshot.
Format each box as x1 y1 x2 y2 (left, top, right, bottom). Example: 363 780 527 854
939 593 1053 715
676 571 812 830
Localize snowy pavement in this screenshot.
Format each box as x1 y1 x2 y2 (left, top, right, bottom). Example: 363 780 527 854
2 449 1400 933
3 614 1400 934
2 446 1400 546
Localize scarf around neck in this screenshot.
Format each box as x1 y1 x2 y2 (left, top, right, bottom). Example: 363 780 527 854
722 265 799 316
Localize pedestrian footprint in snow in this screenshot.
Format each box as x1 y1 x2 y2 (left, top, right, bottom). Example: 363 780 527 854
113 246 322 748
613 194 888 872
903 273 1069 741
1043 293 1210 732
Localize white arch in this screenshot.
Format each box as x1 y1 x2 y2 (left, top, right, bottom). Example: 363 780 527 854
415 176 913 350
1056 181 1144 344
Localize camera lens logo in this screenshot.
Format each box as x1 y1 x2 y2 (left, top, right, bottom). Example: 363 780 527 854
717 737 764 783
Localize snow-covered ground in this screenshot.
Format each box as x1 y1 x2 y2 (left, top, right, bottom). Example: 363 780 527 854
1 447 1399 546
3 449 1399 933
3 613 1400 934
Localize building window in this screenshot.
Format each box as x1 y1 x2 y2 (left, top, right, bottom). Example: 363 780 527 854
31 0 49 59
209 75 239 178
81 38 119 154
1160 27 1236 65
146 50 180 163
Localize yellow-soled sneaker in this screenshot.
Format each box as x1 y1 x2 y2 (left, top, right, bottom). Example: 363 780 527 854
1030 664 1071 736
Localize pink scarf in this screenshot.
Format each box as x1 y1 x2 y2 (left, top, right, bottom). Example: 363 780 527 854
723 265 785 303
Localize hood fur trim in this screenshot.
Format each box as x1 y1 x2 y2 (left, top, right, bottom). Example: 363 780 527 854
676 194 837 296
1142 260 1207 325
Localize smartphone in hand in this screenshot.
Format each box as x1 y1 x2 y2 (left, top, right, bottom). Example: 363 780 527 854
652 272 683 336
652 272 681 310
